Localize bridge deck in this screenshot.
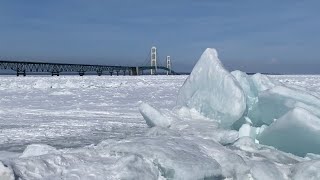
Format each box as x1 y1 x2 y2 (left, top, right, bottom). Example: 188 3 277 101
0 60 177 76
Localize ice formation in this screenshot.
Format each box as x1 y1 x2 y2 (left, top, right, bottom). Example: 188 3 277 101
259 107 320 156
0 162 14 180
20 144 58 158
248 85 320 125
139 103 172 128
136 48 320 178
231 70 257 107
291 160 320 180
177 48 246 127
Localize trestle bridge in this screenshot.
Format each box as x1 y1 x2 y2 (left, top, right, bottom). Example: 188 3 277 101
0 47 178 76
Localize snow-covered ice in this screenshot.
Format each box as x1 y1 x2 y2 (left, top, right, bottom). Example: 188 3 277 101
1 48 320 179
0 161 14 180
0 76 185 152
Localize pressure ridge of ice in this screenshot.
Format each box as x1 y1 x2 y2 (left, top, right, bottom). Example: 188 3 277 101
2 48 320 179
176 48 246 128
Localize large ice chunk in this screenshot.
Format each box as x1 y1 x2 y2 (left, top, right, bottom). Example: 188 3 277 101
11 153 159 180
249 85 320 125
291 160 320 180
139 103 172 128
108 136 223 179
170 118 239 145
177 48 246 127
248 160 287 180
0 162 14 180
232 137 303 165
259 107 320 156
250 73 279 92
231 71 279 107
231 71 282 127
20 144 58 158
231 70 257 106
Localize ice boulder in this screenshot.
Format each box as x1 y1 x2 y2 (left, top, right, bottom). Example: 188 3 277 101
248 160 287 180
170 119 239 145
239 124 257 139
232 137 303 165
250 73 279 92
109 136 223 179
231 70 257 107
0 162 14 180
291 160 320 180
11 152 159 180
259 107 320 156
248 85 320 126
139 103 172 128
20 144 58 158
177 48 246 127
231 71 279 107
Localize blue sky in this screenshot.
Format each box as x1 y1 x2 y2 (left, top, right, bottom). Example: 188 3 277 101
0 0 319 73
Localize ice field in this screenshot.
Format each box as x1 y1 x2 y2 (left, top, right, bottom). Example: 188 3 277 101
0 75 186 152
1 48 320 179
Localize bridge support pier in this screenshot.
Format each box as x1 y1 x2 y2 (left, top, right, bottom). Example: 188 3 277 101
52 71 60 76
79 72 85 76
131 67 139 75
97 71 103 76
16 70 26 76
123 70 126 76
116 71 120 76
109 71 113 76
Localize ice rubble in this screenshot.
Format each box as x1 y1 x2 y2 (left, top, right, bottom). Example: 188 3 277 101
136 48 320 178
248 85 320 125
259 107 320 156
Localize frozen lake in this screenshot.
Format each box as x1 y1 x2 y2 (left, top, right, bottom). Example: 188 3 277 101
1 73 320 179
1 75 320 152
0 75 187 152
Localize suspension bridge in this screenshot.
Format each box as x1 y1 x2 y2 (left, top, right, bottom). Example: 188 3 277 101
0 47 178 76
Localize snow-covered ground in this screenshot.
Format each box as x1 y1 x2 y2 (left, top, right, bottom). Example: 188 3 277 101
1 75 319 153
1 49 320 179
0 75 186 152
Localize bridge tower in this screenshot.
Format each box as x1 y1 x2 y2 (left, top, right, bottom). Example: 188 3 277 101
150 46 157 75
166 56 171 75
